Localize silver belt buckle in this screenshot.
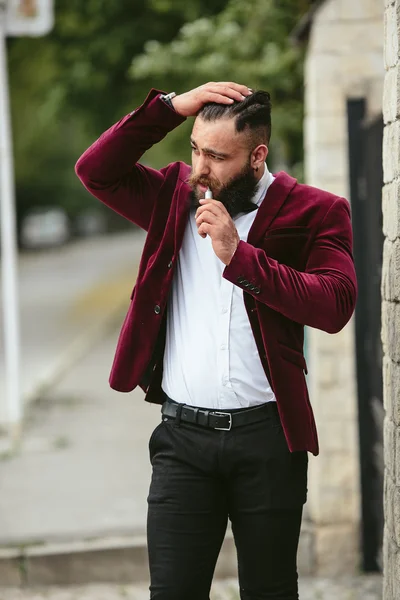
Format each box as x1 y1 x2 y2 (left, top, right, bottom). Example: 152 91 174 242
213 411 232 431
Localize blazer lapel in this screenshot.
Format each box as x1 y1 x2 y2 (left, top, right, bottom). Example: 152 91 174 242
248 171 297 247
174 165 192 255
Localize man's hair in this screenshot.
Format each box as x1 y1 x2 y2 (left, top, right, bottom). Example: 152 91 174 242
197 90 272 148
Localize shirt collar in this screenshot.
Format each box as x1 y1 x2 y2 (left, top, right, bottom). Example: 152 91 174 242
252 163 274 207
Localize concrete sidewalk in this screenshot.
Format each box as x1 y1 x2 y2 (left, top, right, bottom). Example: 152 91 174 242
0 322 156 542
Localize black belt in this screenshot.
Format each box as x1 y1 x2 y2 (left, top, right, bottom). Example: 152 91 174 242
161 395 279 431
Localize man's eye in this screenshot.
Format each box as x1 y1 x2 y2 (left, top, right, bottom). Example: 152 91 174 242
211 155 223 161
191 146 199 153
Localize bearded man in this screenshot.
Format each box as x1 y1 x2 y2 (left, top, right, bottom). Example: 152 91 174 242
76 82 357 600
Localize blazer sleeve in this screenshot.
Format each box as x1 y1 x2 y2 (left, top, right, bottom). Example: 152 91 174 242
75 89 186 231
223 197 357 334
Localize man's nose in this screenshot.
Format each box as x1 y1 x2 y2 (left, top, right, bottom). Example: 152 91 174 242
195 154 211 176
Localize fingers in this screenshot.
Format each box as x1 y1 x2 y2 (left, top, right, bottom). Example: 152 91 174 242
202 82 252 104
211 82 252 95
202 92 236 105
196 200 227 219
198 223 210 238
195 209 218 230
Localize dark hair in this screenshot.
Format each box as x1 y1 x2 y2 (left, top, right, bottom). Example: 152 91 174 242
198 90 272 146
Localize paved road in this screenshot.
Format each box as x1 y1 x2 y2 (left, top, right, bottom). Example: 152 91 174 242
0 230 146 425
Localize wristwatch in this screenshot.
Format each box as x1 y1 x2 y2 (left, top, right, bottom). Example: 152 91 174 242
160 92 176 110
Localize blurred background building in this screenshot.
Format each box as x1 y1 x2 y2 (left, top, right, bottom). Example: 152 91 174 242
294 0 384 576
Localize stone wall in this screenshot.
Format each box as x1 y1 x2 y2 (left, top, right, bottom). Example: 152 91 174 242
303 0 384 575
383 1 400 596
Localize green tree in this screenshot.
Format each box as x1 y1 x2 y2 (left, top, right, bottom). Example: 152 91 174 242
8 0 229 222
130 0 308 177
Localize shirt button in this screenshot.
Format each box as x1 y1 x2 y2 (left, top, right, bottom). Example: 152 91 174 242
154 305 161 314
222 307 228 314
220 345 226 350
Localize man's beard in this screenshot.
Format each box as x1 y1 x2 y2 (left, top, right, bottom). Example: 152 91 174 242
188 161 260 218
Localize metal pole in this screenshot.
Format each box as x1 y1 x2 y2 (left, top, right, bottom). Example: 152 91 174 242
0 1 22 444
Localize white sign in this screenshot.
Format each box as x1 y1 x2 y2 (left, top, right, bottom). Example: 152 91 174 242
5 0 54 37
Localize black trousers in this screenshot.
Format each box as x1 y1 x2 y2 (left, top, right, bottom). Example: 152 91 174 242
147 402 308 600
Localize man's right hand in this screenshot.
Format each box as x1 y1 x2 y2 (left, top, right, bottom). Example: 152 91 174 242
171 82 252 118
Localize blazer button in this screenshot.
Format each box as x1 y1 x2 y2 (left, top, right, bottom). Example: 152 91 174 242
237 276 245 284
254 288 261 294
154 305 161 314
168 260 173 268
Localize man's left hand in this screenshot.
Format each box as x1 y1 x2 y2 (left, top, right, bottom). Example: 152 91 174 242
195 199 240 265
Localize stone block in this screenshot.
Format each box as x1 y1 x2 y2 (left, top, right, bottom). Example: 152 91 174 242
26 539 150 585
316 353 337 388
315 0 338 23
311 22 383 55
384 470 396 538
307 144 348 185
341 54 385 92
316 385 358 418
308 452 359 524
317 419 359 453
313 524 360 576
382 240 400 300
384 3 399 69
383 356 400 425
383 355 394 421
339 0 386 20
304 115 347 148
383 121 400 183
382 301 400 363
395 427 400 487
305 78 345 116
0 548 22 586
393 481 400 547
383 526 397 599
383 66 400 124
382 184 400 241
385 418 397 482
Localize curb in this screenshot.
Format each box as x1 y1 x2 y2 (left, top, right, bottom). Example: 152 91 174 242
0 533 238 587
0 523 314 587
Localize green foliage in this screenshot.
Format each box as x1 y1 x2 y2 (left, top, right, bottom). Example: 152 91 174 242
8 0 308 222
131 0 308 174
8 0 227 220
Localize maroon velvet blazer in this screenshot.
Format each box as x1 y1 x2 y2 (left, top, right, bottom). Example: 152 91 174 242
75 89 357 455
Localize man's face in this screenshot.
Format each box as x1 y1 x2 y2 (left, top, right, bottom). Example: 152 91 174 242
189 116 252 200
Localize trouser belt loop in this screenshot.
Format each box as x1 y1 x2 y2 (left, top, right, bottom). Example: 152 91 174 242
192 407 199 424
174 403 184 428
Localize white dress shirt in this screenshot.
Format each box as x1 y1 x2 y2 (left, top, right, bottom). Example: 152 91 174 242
162 164 276 409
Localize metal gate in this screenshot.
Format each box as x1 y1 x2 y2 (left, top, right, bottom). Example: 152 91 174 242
347 99 384 572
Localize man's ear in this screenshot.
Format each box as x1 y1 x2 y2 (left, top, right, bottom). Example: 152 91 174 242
251 145 268 171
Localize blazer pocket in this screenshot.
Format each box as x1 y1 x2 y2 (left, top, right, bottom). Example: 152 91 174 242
260 231 309 270
264 226 311 239
278 341 308 374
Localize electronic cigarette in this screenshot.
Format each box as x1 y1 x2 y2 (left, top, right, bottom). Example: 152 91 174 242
205 187 213 199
